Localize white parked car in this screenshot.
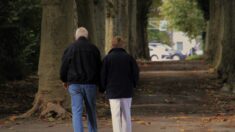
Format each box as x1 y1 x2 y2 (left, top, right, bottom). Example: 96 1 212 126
149 43 186 61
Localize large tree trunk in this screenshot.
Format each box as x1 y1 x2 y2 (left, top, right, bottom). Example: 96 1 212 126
105 0 114 53
128 0 137 57
20 0 107 119
205 0 223 67
19 0 76 119
63 0 107 56
205 0 235 90
93 0 106 56
136 0 152 59
217 0 235 87
105 0 130 53
104 0 149 59
75 0 105 56
113 0 129 42
75 0 95 42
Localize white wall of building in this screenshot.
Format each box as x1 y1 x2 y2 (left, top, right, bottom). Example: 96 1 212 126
172 32 197 55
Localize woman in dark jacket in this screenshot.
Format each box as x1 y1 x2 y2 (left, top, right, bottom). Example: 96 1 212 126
100 36 139 132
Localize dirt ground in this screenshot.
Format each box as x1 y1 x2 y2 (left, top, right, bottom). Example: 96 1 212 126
1 60 235 132
1 115 235 132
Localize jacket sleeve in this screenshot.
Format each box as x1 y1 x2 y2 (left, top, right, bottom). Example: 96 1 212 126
131 57 139 88
96 49 102 88
100 57 108 93
60 48 72 83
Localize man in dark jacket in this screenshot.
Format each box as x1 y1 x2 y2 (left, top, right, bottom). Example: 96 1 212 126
100 36 139 132
60 27 101 132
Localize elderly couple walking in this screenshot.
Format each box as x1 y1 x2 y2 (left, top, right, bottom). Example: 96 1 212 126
60 27 139 132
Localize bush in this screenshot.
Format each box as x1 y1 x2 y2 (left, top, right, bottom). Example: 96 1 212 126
0 0 41 81
0 27 25 80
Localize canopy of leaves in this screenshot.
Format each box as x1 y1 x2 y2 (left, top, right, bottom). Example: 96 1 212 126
161 0 206 39
149 0 162 18
148 29 171 45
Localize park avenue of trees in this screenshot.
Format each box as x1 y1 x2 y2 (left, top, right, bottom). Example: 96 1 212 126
1 0 234 119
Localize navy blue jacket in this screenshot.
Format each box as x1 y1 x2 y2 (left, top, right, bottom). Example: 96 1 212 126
60 37 101 85
100 48 139 99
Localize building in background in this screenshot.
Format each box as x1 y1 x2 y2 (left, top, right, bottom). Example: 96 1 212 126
148 18 203 56
172 32 197 55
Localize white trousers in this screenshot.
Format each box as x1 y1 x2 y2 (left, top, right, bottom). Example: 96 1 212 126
109 98 132 132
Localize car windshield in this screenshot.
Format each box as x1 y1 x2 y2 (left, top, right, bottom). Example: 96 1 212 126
149 43 174 51
163 45 172 50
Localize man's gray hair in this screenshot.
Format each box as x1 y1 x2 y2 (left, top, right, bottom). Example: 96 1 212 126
75 27 88 40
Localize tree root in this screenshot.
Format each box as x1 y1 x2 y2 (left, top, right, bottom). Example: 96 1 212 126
40 101 71 119
10 93 71 121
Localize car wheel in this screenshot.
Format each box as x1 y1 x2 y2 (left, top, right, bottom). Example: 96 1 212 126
151 55 159 61
172 55 180 61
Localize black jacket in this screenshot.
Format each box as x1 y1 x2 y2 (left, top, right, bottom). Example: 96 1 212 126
100 48 139 99
60 37 101 85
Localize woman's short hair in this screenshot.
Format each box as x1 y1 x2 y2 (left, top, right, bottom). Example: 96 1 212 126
75 27 88 40
112 36 125 48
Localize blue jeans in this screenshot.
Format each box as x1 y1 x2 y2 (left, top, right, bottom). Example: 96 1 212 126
68 84 97 132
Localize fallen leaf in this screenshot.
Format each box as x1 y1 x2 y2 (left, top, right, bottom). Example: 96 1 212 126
135 120 151 126
48 117 55 122
135 121 146 125
9 116 17 122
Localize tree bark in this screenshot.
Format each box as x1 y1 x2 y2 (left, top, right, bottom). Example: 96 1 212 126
113 0 129 46
217 0 235 86
93 0 106 56
19 0 76 119
136 0 151 59
128 0 137 57
104 0 150 59
205 0 223 66
105 0 114 53
205 0 235 89
105 0 130 53
75 0 105 56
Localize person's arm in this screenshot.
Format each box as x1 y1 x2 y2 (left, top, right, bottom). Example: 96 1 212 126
100 57 108 93
60 47 72 83
96 49 102 88
131 56 139 88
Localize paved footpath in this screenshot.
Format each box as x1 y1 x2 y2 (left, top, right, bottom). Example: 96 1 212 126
1 115 235 132
1 61 235 132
